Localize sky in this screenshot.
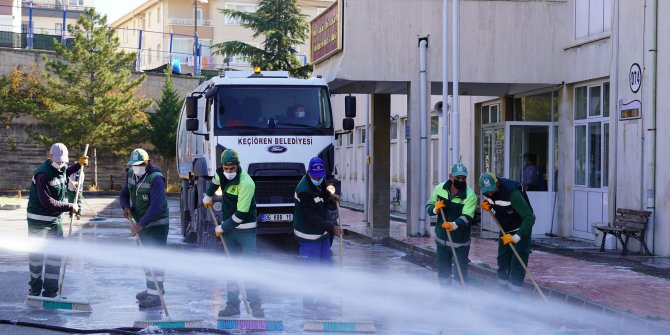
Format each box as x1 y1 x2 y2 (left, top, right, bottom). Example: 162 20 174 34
93 0 146 23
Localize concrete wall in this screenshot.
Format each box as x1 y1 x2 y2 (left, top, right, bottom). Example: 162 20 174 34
0 47 202 190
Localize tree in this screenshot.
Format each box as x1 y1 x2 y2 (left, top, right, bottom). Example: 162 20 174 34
32 8 152 186
0 64 49 128
149 69 183 184
212 0 311 78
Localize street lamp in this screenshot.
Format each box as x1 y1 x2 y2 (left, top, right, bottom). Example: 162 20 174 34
194 0 208 75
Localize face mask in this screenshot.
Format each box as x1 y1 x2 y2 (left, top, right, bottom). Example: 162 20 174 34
310 178 323 186
224 172 237 180
296 111 305 118
453 180 467 190
132 166 146 176
51 161 66 171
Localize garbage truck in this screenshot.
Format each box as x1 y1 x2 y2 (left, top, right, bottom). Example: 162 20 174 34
176 69 355 247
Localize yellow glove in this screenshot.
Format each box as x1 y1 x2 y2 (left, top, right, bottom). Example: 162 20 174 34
441 221 458 231
480 200 492 212
501 234 520 245
79 155 89 167
203 194 213 209
434 199 446 213
214 225 223 238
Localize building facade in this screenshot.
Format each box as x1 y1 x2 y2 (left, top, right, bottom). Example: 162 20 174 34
111 0 333 73
315 0 670 255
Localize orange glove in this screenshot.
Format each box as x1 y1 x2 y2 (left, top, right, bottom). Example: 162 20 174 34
203 194 213 209
214 225 223 238
501 234 520 245
441 221 458 231
480 200 492 211
434 199 446 213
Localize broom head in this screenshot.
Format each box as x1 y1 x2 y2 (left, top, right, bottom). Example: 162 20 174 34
24 295 92 312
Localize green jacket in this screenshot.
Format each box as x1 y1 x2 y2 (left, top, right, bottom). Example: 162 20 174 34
206 167 257 232
27 160 69 226
125 168 169 228
293 175 336 242
484 178 535 236
426 180 477 245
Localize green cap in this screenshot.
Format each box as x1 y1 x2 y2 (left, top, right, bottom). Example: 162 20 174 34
479 172 498 193
220 149 240 166
127 148 149 166
450 163 468 177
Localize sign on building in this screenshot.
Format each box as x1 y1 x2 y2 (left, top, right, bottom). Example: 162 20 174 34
619 99 641 121
310 0 342 64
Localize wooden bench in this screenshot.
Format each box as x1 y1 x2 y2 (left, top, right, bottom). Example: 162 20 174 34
594 208 652 255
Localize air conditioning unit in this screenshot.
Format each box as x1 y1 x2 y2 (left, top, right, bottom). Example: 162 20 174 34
390 187 401 203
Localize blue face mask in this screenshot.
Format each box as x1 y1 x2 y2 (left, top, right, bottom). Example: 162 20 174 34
310 178 323 186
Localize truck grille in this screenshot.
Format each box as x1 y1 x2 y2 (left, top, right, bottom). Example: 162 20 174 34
254 179 300 204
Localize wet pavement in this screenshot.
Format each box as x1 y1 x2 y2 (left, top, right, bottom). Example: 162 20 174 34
0 196 669 334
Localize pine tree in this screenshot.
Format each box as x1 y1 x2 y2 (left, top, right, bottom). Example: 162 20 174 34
212 0 311 78
32 8 152 186
149 69 183 184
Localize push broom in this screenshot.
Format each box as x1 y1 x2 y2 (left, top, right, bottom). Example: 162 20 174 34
25 145 92 312
485 209 548 303
438 208 467 288
303 190 376 333
207 207 284 331
127 217 204 329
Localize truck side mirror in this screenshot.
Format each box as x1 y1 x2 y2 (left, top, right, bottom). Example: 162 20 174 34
186 119 199 131
186 96 198 119
343 117 354 131
344 95 356 118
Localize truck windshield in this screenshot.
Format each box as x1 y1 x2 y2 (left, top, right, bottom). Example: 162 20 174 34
215 85 332 135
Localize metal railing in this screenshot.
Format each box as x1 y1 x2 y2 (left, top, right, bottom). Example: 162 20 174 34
167 18 212 27
21 0 86 11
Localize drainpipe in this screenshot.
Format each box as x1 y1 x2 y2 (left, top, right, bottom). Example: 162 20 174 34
419 37 429 236
364 94 371 224
642 0 657 254
451 0 460 164
440 0 449 178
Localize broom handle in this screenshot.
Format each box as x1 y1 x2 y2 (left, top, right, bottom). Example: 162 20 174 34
438 208 467 288
58 144 89 297
486 210 548 303
336 201 344 320
207 207 251 316
128 218 170 317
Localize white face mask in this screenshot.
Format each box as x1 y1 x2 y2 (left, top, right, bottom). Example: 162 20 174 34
132 166 146 176
224 171 237 180
296 111 305 118
51 161 66 170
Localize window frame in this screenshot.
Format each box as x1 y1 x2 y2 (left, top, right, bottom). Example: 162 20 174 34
574 81 610 189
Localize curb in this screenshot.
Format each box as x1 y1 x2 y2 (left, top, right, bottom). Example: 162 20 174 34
0 204 21 210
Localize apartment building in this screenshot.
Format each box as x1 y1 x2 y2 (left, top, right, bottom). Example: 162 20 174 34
315 0 670 256
111 0 333 73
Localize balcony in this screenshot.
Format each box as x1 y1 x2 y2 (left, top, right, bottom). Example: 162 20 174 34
21 0 86 11
167 18 212 27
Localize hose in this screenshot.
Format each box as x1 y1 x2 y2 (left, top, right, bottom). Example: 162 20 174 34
0 320 231 334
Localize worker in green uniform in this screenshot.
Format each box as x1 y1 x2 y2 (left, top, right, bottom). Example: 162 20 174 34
203 149 264 318
426 163 477 287
27 143 88 297
119 148 170 308
479 172 535 292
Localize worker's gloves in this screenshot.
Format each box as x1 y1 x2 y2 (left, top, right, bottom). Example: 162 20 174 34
329 193 341 203
441 221 458 232
214 225 223 238
122 207 132 219
332 225 343 237
501 234 521 245
433 199 446 214
480 200 492 212
203 194 213 209
79 155 89 167
68 204 78 214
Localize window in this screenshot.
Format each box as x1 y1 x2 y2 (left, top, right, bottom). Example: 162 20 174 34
196 7 203 21
574 86 587 120
157 6 161 24
55 23 63 36
603 82 610 117
513 92 557 122
357 127 366 145
390 119 398 140
68 0 84 5
575 0 612 39
575 125 586 185
574 82 610 189
481 103 501 124
225 3 256 25
430 116 439 136
337 134 343 147
347 132 354 147
588 86 601 117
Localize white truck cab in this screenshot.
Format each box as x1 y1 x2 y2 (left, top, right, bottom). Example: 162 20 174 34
176 70 354 247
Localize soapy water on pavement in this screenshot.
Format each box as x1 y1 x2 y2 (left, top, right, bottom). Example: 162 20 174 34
0 234 663 334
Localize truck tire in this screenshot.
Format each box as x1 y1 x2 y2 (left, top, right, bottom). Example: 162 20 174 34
195 176 217 249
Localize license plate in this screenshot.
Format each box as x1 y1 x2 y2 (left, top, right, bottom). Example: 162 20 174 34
261 214 293 222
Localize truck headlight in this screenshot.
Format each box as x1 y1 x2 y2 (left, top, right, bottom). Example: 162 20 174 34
327 184 336 194
215 188 223 196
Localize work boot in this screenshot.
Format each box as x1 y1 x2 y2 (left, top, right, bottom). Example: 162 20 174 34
42 290 58 298
250 303 265 318
138 294 161 308
136 289 164 301
218 303 241 317
28 289 41 296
